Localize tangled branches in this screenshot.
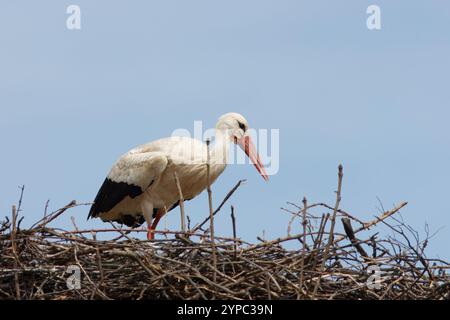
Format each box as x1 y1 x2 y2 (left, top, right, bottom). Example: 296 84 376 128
0 167 449 300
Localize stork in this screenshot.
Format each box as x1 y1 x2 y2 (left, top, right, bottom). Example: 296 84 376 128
88 112 268 240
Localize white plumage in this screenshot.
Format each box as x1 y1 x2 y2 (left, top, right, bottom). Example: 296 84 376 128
88 113 268 240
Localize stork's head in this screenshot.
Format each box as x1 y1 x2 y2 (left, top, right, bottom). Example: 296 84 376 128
216 113 269 181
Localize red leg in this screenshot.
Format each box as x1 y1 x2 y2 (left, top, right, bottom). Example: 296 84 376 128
147 208 164 240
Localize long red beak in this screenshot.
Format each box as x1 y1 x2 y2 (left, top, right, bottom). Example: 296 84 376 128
236 135 269 181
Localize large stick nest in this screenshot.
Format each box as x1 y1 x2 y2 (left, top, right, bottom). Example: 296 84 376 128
1 168 449 300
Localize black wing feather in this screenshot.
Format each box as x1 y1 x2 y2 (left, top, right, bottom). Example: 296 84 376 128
88 178 143 219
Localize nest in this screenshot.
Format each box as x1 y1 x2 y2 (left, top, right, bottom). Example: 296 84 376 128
1 167 449 300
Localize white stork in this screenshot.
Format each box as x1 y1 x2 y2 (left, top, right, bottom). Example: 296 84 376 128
88 112 268 240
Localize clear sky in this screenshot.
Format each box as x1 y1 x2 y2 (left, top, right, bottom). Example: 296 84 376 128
1 1 449 259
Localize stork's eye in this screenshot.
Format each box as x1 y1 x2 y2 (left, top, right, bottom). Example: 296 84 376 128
237 121 246 132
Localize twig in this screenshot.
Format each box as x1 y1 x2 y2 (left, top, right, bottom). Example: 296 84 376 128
30 200 78 229
205 139 217 282
299 197 307 295
11 205 21 300
313 164 343 298
173 172 186 234
191 179 246 233
341 218 370 262
231 205 237 259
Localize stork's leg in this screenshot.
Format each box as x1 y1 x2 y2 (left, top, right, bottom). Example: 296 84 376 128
141 201 155 240
148 208 164 240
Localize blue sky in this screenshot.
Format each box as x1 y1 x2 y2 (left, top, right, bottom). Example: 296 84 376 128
1 1 449 259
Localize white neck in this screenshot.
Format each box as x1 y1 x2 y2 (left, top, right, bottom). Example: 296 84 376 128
210 128 231 167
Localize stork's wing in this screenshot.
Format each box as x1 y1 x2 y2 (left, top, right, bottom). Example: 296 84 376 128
88 151 168 219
